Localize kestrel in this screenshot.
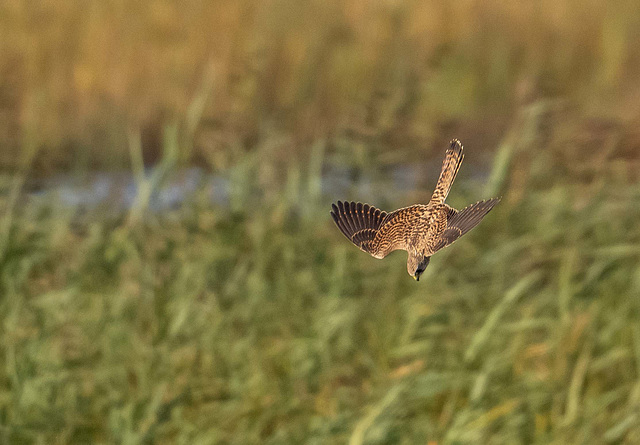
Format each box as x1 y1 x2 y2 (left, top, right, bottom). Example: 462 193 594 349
330 140 500 281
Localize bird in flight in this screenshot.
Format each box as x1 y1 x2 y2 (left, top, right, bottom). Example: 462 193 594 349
330 139 500 281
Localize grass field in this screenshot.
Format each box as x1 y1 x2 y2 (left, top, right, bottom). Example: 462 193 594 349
2 1 640 443
2 121 640 443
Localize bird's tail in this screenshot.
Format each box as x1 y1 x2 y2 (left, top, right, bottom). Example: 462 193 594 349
430 140 464 204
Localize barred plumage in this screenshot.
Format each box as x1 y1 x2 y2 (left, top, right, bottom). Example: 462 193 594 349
330 139 500 280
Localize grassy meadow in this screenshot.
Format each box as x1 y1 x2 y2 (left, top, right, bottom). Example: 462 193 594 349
2 1 640 444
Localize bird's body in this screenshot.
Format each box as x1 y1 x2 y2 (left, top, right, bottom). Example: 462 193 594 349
330 140 500 280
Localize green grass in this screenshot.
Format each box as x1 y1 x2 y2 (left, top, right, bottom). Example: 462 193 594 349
1 128 640 444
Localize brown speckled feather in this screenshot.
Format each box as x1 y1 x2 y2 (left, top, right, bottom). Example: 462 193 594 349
431 140 464 204
330 139 499 277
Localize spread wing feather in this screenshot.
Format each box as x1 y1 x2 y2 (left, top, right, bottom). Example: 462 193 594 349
431 198 500 253
331 201 388 257
330 201 420 258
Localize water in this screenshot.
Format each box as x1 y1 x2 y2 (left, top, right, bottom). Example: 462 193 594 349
18 161 491 215
25 168 228 212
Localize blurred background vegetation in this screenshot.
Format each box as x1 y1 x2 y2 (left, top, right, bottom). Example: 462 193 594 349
1 0 640 443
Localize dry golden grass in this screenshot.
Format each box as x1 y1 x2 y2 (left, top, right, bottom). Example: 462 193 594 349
1 0 640 171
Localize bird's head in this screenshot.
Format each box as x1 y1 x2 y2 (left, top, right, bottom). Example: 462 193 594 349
407 253 430 281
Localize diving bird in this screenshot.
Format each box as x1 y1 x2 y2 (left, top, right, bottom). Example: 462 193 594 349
330 139 500 281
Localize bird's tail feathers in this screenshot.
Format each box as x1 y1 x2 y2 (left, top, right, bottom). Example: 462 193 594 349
431 139 464 204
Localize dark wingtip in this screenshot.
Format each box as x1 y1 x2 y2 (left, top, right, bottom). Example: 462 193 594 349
449 139 463 152
480 197 501 214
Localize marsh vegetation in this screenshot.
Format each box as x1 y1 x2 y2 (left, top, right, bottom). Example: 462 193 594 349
1 1 640 443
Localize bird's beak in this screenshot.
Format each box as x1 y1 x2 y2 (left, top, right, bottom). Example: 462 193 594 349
413 275 419 281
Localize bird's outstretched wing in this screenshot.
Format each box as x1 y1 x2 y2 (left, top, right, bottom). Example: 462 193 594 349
431 198 500 253
330 201 421 259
